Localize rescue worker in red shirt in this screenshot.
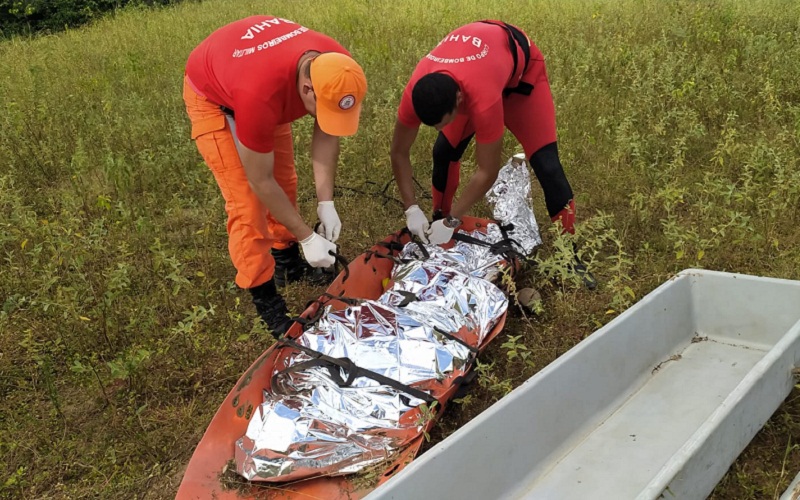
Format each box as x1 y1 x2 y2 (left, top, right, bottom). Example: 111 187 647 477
184 16 368 336
390 21 595 288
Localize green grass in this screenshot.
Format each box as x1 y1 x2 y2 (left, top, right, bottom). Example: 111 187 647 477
2 0 800 497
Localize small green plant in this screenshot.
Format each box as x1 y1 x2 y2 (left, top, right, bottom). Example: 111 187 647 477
415 401 439 442
1 465 26 494
501 334 535 369
166 304 216 351
533 228 582 289
453 393 473 406
475 359 513 400
106 346 151 385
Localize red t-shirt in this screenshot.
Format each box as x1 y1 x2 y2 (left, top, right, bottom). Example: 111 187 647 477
397 22 515 144
186 16 349 153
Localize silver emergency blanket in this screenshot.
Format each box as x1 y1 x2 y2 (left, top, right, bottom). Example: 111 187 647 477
236 227 509 482
398 222 512 281
486 153 542 254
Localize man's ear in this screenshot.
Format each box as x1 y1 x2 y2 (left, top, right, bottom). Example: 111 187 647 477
455 90 463 107
302 83 313 95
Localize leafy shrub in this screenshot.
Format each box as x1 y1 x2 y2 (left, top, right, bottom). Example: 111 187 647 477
0 0 185 37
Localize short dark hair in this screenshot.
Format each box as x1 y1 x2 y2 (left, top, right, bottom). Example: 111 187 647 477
411 73 459 126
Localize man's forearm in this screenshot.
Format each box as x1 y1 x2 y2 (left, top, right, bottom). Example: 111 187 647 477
252 180 312 240
312 123 339 202
450 168 498 219
451 138 502 219
390 120 420 209
390 154 418 209
238 145 312 241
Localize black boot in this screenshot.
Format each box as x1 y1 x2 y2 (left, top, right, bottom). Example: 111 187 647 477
249 279 293 338
271 242 334 287
569 243 598 290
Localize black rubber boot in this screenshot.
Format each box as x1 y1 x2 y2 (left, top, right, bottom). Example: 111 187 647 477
271 242 334 287
249 279 293 338
570 243 598 290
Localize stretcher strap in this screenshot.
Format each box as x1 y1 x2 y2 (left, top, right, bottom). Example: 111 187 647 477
392 290 418 307
329 250 350 283
383 227 431 260
363 249 409 265
433 327 480 354
375 240 405 252
274 338 437 405
450 230 523 262
410 235 430 260
309 220 352 284
388 293 481 354
363 228 417 264
293 292 363 328
317 291 362 305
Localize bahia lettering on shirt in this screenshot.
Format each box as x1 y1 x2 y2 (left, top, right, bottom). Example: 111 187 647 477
186 16 349 153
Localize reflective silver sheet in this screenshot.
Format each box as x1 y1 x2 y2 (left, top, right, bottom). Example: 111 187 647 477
485 153 542 254
236 226 509 482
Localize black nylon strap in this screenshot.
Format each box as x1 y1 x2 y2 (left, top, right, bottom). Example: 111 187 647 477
318 291 362 306
450 232 515 252
393 290 419 307
433 327 479 354
479 20 534 97
310 221 352 284
450 231 524 262
366 233 428 263
498 223 516 242
364 249 406 265
412 236 430 260
329 250 350 283
376 240 405 252
297 291 363 327
274 338 437 405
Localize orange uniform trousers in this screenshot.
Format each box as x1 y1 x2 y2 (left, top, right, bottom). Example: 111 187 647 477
183 76 298 289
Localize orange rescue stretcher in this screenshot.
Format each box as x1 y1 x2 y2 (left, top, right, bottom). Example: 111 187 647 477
177 216 516 499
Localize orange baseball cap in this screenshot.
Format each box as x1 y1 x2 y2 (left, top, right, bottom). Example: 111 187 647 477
310 52 367 137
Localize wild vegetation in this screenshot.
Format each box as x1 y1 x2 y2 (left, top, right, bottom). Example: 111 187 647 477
0 0 188 37
1 0 799 497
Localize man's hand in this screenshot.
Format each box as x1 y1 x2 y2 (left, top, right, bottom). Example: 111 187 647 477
316 201 342 242
405 205 430 243
299 233 336 267
427 219 455 245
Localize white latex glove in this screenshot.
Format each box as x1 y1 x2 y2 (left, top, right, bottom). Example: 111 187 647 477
426 219 455 245
299 232 336 268
405 205 430 243
316 201 341 242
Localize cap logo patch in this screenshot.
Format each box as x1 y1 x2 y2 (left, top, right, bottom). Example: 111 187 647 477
338 95 355 110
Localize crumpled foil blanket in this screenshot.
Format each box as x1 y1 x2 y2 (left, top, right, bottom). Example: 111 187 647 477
236 157 540 481
236 228 509 482
486 153 542 254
